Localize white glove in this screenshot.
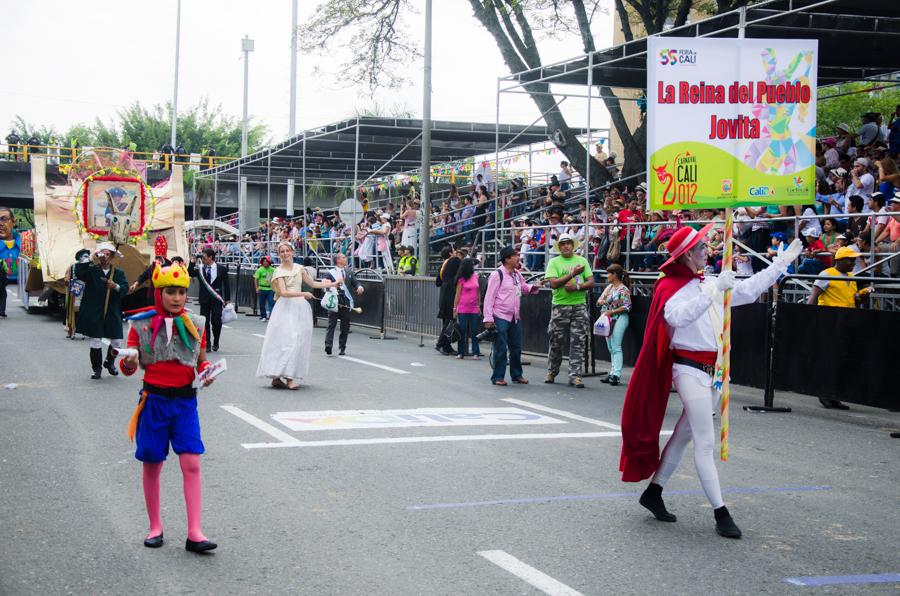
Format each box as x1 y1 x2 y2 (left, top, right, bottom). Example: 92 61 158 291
774 238 804 269
715 270 736 292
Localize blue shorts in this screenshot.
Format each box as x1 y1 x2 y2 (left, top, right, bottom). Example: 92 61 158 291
135 392 205 463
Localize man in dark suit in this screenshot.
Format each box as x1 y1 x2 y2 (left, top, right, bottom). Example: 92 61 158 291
188 248 230 351
322 253 363 356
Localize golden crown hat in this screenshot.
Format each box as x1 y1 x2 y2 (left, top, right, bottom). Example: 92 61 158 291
152 263 190 289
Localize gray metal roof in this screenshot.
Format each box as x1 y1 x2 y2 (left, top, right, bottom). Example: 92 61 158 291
501 0 900 90
200 117 594 185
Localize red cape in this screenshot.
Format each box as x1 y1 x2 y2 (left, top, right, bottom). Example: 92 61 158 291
619 261 698 482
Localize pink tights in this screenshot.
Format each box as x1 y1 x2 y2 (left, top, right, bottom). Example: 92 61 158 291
141 454 208 542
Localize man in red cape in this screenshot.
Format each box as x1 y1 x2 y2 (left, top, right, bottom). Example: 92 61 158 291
619 223 802 538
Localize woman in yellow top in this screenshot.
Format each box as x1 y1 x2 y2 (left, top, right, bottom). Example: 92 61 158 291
807 246 873 308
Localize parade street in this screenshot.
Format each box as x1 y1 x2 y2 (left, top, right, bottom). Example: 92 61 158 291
0 293 897 596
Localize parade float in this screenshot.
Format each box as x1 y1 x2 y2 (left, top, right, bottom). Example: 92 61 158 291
19 151 189 312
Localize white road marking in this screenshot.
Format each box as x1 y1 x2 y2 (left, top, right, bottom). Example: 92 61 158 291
478 550 584 596
501 398 622 430
222 324 233 329
271 407 567 431
252 333 266 338
220 405 301 445
338 355 410 375
240 431 621 450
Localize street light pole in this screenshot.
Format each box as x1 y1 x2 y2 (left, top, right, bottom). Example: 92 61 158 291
289 0 298 137
171 0 182 147
241 35 255 157
418 0 432 269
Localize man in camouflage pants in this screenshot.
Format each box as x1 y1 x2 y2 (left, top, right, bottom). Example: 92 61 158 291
544 233 595 388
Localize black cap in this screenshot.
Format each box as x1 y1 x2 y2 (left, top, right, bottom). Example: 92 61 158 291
499 246 517 263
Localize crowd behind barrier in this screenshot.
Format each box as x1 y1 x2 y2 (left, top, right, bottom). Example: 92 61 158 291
205 266 897 410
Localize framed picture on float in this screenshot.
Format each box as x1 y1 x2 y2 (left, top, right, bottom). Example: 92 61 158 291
82 175 146 238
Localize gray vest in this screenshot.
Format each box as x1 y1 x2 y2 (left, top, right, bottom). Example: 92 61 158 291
133 313 206 367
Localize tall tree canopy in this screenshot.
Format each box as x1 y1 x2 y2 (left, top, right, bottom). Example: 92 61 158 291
300 0 750 189
9 99 268 157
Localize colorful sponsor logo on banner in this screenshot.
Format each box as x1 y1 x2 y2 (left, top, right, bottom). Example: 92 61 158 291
272 408 568 432
647 37 817 209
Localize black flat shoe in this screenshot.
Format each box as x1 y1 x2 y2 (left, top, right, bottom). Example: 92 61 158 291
639 483 677 522
104 361 119 376
714 506 742 539
90 369 102 380
325 346 332 355
185 538 217 553
608 375 620 386
144 533 164 548
339 348 346 356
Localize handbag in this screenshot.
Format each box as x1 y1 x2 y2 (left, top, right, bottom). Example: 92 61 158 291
606 230 621 261
221 302 237 324
441 320 462 344
320 290 339 313
593 314 613 337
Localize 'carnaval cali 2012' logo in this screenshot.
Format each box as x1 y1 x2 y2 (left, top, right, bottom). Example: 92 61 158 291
655 152 698 205
659 49 697 66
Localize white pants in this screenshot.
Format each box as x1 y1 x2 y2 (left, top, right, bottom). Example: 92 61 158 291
651 372 725 509
89 338 122 350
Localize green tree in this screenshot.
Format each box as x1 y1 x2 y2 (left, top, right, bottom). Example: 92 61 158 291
817 83 900 139
11 99 268 157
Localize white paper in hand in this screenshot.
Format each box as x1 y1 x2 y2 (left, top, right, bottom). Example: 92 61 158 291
194 359 227 389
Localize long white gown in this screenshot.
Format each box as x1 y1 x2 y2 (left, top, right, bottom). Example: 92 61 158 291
255 263 313 380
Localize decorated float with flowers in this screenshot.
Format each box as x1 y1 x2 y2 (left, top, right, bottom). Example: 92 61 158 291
20 150 189 308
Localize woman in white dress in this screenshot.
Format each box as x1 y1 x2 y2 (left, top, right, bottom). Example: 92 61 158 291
256 242 338 390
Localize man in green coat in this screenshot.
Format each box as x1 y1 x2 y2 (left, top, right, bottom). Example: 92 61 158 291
74 242 129 379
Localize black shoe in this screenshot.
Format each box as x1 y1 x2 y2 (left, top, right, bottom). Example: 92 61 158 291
890 432 900 438
639 483 677 522
608 375 620 386
143 533 164 548
339 348 345 356
600 374 610 384
185 538 217 553
714 506 742 539
819 398 849 410
89 347 103 379
0 313 7 318
212 344 219 352
325 346 332 355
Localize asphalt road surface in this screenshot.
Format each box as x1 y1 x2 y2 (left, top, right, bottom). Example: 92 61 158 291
1 290 898 595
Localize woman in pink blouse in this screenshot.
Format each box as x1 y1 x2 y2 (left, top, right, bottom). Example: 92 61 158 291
452 258 482 359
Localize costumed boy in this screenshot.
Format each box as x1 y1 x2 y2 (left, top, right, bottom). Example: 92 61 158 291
619 224 802 539
119 263 218 553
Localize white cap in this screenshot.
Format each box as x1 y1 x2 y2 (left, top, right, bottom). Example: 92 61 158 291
801 227 821 238
854 157 870 167
557 232 576 244
93 242 122 257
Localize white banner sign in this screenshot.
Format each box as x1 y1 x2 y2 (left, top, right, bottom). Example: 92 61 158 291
646 36 817 210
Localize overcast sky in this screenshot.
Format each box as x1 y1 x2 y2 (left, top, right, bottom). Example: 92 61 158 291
1 0 613 149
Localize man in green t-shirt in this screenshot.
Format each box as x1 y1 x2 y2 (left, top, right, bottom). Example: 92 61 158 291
544 233 594 388
253 256 276 320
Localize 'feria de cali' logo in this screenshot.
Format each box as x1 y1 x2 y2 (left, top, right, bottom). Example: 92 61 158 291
792 176 804 189
749 186 776 197
659 49 697 66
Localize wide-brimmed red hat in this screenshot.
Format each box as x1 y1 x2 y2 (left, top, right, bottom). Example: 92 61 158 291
659 222 715 268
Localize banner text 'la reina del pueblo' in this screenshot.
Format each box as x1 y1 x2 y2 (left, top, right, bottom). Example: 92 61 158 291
646 36 818 210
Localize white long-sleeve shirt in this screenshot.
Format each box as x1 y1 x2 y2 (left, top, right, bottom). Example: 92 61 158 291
664 261 787 385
